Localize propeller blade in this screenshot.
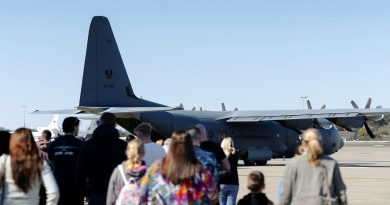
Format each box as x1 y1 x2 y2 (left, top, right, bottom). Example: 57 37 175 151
351 100 359 109
221 103 226 111
200 107 203 111
363 121 376 139
320 104 326 109
234 107 238 111
306 100 312 110
191 106 196 111
179 103 184 110
365 97 372 109
376 105 382 109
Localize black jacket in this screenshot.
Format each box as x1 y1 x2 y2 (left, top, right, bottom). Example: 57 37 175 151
48 134 84 205
76 124 127 197
237 192 274 205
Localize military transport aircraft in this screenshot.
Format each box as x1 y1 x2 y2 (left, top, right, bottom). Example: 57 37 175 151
34 16 390 165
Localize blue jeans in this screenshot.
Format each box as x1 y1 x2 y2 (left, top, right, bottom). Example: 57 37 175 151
219 184 239 205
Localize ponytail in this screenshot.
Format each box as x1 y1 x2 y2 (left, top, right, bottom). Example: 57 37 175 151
302 128 323 166
124 139 145 170
308 139 323 166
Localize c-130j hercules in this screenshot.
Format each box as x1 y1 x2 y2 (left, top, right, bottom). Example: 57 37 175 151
35 16 390 165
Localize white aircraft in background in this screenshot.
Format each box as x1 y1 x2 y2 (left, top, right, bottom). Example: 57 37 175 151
31 115 60 140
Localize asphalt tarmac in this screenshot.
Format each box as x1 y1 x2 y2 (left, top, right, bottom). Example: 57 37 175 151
236 142 390 205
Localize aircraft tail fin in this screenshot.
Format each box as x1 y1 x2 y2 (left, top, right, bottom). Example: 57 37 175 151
48 115 59 129
79 16 160 107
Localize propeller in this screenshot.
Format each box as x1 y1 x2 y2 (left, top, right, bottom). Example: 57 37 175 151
306 100 326 110
191 106 196 111
351 97 372 109
350 97 380 138
363 121 376 139
234 107 238 111
179 103 184 110
221 103 226 111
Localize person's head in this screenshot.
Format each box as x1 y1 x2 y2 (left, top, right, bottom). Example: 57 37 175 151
0 131 11 155
156 139 164 146
164 138 172 146
134 122 152 139
41 130 52 142
247 171 265 192
221 137 236 157
171 130 185 138
100 112 117 126
195 124 207 142
187 127 202 146
124 138 145 170
161 131 201 185
301 128 323 166
62 117 80 136
9 128 43 193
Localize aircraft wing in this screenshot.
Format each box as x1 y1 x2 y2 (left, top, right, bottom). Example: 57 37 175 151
220 108 390 122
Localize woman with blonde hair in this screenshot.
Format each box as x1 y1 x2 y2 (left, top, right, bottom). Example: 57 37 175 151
106 139 147 205
219 137 240 205
0 128 59 205
280 128 347 205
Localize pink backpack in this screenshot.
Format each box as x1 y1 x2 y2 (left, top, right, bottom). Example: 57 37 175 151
116 165 141 205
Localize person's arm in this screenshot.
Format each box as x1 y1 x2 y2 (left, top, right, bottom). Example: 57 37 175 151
333 161 348 205
221 158 230 173
215 145 230 172
41 160 59 205
280 162 294 205
106 168 119 205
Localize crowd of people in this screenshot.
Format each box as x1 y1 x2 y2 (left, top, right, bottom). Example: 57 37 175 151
0 113 348 205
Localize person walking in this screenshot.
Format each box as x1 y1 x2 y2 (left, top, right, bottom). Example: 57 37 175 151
219 137 239 205
133 123 165 166
280 128 347 205
106 139 147 205
196 124 230 172
77 112 127 205
139 132 218 205
0 128 59 205
48 117 84 205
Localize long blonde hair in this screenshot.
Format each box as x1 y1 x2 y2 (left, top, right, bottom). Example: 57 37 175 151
301 128 323 166
124 139 145 170
221 137 236 157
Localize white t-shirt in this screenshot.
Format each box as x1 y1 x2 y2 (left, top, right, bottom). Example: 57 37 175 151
143 143 166 166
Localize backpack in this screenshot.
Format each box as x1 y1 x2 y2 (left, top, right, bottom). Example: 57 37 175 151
116 165 141 205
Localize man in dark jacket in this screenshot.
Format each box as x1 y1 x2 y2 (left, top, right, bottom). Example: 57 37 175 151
76 112 127 205
48 117 84 205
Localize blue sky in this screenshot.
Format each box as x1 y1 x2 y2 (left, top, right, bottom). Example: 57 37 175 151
1 1 390 129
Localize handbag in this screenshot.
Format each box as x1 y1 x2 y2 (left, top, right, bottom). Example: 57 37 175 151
0 155 8 205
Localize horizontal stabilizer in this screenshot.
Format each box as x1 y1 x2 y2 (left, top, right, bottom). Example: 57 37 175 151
31 109 81 114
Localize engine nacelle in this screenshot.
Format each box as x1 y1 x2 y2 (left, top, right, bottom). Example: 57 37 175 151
247 147 273 161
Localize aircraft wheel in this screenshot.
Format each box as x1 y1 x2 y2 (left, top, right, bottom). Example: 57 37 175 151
255 160 268 166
